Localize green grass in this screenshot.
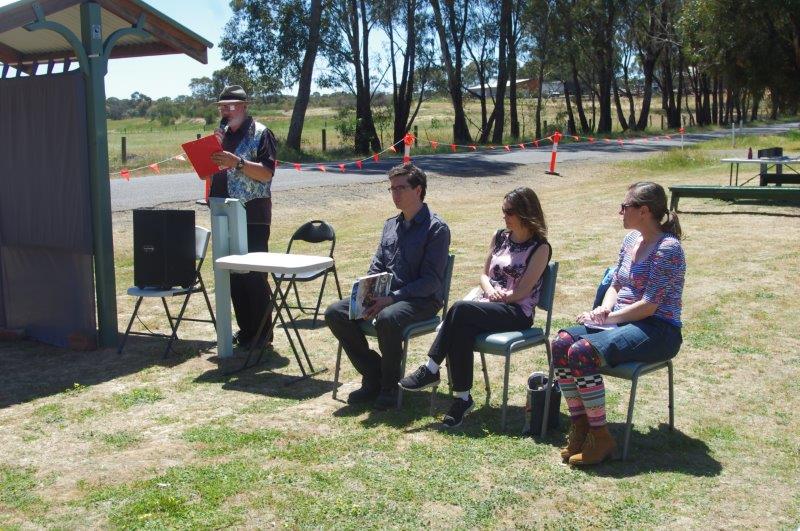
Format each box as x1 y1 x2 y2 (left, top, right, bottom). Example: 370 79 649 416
111 387 165 410
0 466 46 515
101 431 144 450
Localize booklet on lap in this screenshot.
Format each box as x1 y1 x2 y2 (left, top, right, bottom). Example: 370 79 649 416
349 272 393 320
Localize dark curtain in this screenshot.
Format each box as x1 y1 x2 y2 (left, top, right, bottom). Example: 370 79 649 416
0 71 95 347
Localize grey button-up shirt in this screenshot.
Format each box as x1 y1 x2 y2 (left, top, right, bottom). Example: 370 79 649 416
367 203 450 305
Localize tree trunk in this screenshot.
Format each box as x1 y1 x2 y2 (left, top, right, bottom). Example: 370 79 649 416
508 4 520 139
391 0 419 146
563 81 576 135
430 0 472 143
286 0 322 151
486 0 512 144
612 77 629 131
570 56 590 133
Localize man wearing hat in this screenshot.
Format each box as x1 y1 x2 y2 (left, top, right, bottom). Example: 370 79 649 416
210 85 278 349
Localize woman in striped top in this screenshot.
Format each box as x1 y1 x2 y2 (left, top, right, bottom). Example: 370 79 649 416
552 182 685 466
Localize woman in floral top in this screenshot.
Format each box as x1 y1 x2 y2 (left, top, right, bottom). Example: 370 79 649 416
399 187 551 428
552 182 685 466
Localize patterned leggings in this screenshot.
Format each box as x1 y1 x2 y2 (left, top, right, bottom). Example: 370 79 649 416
551 330 606 427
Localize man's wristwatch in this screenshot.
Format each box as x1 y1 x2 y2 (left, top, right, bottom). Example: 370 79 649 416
235 157 245 170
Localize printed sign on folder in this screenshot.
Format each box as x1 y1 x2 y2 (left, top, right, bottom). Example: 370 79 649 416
181 135 223 179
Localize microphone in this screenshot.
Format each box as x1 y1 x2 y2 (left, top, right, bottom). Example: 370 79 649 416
218 117 229 135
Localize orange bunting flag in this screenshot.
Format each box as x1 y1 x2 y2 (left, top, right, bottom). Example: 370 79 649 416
642 137 649 142
403 155 410 164
534 140 540 147
389 145 398 153
504 145 511 151
572 135 580 141
518 143 526 149
317 165 327 172
488 145 495 150
469 145 477 151
450 144 457 152
431 141 439 149
120 168 130 181
617 139 624 146
175 154 186 162
148 163 160 174
665 135 672 139
356 160 363 169
373 153 379 162
604 138 611 143
294 163 302 171
338 164 345 172
588 137 595 143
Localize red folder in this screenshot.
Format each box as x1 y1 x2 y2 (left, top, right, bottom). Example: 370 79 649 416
181 135 223 179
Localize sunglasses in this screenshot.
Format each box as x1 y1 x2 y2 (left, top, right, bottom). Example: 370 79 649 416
619 202 640 212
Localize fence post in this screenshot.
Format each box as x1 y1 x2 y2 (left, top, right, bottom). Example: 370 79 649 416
414 125 418 147
661 115 664 129
322 128 327 152
121 136 126 163
452 124 457 143
196 133 201 140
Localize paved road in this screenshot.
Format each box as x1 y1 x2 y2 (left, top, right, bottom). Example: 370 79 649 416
110 122 799 211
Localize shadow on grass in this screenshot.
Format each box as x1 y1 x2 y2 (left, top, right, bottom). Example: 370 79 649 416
677 201 800 217
0 336 216 408
195 348 336 401
580 423 722 478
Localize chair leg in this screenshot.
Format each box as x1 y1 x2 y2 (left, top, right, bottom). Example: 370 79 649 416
332 266 343 299
164 292 192 359
161 298 176 334
501 349 512 431
396 338 409 409
311 271 330 329
622 375 640 462
292 281 305 314
480 352 490 405
540 341 554 437
198 274 216 328
118 297 144 354
332 343 343 400
668 361 674 430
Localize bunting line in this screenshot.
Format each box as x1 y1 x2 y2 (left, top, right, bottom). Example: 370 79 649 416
110 128 687 180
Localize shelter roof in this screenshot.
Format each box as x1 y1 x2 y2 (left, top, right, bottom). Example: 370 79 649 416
0 0 212 69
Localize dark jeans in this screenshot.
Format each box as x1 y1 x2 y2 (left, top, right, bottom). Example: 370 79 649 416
562 316 682 367
324 297 440 390
429 300 532 392
231 223 273 342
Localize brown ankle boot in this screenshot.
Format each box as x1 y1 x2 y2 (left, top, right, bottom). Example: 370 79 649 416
560 415 589 462
568 425 617 466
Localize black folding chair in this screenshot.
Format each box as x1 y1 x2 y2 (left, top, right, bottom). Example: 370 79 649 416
118 226 216 358
277 220 343 328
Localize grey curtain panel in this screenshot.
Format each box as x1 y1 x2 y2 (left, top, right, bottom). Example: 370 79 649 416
0 72 96 347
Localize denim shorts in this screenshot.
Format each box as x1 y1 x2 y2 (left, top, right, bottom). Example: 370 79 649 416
561 316 682 367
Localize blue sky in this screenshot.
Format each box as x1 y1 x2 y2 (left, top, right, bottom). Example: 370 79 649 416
1 0 231 98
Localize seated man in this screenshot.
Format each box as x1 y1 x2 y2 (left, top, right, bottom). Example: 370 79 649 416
325 163 450 410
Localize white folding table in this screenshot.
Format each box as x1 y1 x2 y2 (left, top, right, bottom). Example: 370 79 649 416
720 156 800 186
216 252 334 375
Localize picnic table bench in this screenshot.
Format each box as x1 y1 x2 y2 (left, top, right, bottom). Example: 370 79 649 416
669 185 800 211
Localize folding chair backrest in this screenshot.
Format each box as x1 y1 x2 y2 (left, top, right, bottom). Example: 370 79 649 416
757 147 783 158
441 254 456 314
194 226 211 262
535 261 559 337
287 220 336 257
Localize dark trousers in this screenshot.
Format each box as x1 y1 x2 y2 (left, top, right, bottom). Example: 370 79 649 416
428 300 532 392
231 224 273 342
324 297 440 390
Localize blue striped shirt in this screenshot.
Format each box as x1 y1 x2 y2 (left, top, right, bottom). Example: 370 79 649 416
612 231 685 327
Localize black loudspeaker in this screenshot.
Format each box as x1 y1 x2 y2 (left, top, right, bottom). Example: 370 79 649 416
133 209 196 289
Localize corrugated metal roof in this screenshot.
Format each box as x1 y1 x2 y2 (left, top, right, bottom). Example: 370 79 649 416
0 0 212 68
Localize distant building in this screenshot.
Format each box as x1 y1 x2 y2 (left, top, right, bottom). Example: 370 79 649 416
466 78 539 98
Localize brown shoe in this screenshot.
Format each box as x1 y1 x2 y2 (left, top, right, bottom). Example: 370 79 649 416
560 415 589 462
568 425 617 466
